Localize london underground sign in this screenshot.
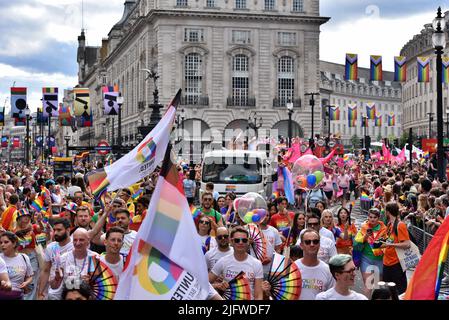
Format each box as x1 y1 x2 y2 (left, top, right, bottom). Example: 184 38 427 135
96 140 111 155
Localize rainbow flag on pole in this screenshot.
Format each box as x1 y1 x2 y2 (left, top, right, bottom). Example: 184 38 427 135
394 56 407 82
418 57 430 82
329 106 340 120
114 144 209 300
388 113 396 126
442 57 449 83
370 55 383 81
375 114 382 127
345 54 358 80
348 104 357 127
366 103 376 120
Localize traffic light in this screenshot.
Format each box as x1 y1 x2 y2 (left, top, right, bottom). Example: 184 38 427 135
359 138 364 149
365 136 371 149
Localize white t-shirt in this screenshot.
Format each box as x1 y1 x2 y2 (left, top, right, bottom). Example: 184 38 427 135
205 247 233 271
315 287 368 300
43 240 74 299
0 256 7 274
199 235 217 252
294 259 335 300
99 255 124 281
121 230 137 258
0 253 34 293
211 254 263 300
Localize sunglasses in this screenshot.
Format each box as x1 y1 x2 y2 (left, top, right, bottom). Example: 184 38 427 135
199 220 210 225
203 198 213 202
216 235 229 240
339 268 356 274
303 239 320 245
233 238 249 244
307 222 320 227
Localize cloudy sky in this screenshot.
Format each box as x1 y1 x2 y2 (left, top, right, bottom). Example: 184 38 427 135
0 0 446 114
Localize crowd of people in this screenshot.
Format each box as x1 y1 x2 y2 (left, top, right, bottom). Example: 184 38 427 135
0 144 448 300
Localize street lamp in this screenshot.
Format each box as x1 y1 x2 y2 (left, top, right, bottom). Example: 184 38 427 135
176 108 185 156
286 102 294 147
116 95 124 159
432 6 447 181
140 67 163 136
64 136 71 157
305 92 320 147
248 112 263 138
25 105 30 166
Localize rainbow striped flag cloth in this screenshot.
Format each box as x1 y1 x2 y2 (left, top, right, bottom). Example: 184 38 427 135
345 53 358 80
423 151 430 159
360 192 371 202
329 106 340 120
370 55 383 81
348 104 357 127
442 57 449 83
418 57 430 82
404 215 449 300
271 191 280 200
131 188 144 201
394 56 407 82
343 154 350 163
366 103 376 120
190 205 201 220
40 186 51 199
388 113 396 126
31 196 45 213
115 144 210 300
375 114 382 127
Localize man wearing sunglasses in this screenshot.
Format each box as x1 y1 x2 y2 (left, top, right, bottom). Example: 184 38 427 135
200 192 224 228
295 229 335 300
316 254 367 300
205 227 233 271
209 227 263 300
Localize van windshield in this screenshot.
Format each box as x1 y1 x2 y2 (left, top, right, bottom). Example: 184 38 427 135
202 156 262 184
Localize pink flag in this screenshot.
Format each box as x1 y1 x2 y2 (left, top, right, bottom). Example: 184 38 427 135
320 149 336 165
304 148 313 155
337 157 345 167
382 143 391 163
287 142 302 163
395 147 406 165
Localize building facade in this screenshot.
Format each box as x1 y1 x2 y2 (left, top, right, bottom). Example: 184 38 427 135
76 0 329 161
319 61 402 146
401 14 449 138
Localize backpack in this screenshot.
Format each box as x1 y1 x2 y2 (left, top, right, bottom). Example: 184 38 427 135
307 189 325 209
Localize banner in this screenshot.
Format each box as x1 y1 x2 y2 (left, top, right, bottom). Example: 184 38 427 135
329 106 340 120
443 57 449 83
73 88 90 117
370 55 382 81
77 113 93 127
418 57 430 83
103 85 120 116
388 113 395 126
11 136 20 148
36 107 48 124
366 103 376 120
394 56 407 82
0 106 4 126
375 114 382 127
42 87 59 118
1 136 8 148
14 117 26 126
396 242 421 272
345 54 358 80
348 104 357 127
36 136 43 148
58 104 73 126
10 87 27 120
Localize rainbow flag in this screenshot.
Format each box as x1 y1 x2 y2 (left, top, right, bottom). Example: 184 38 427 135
271 191 280 201
282 167 295 205
348 104 357 127
404 215 449 300
343 154 350 163
190 205 201 220
418 57 430 82
442 57 449 83
370 55 383 81
375 114 382 127
366 103 376 120
345 54 358 80
40 186 51 199
31 196 45 213
0 206 17 231
394 56 407 82
329 106 340 120
115 144 209 300
131 188 144 201
388 113 395 126
423 151 430 159
360 192 371 202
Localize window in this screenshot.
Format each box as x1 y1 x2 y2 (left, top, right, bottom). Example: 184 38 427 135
206 0 215 7
292 0 303 12
278 32 296 46
232 54 249 105
278 56 295 106
232 30 251 44
177 0 188 6
265 0 275 10
184 28 204 42
184 53 202 104
235 0 246 9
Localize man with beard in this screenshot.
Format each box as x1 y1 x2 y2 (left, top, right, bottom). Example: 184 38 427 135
112 209 137 259
199 192 224 227
71 206 108 254
205 227 233 271
37 218 73 300
70 206 92 235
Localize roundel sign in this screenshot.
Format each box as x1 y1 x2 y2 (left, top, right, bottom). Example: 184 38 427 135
96 140 111 155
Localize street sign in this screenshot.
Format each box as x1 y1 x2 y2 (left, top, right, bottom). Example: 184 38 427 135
96 140 110 155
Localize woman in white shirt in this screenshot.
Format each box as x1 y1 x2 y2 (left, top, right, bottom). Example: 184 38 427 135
196 215 217 254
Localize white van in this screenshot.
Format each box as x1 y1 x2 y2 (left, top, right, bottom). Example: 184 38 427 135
200 149 274 199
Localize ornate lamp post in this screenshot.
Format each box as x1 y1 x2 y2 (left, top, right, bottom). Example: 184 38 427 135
286 102 294 148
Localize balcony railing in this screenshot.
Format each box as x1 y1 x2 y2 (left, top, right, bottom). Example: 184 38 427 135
272 98 301 108
227 96 256 107
180 95 209 106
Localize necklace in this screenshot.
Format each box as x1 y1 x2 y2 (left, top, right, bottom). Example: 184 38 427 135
72 252 87 275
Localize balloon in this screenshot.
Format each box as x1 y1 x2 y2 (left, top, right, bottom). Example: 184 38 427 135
313 171 324 184
292 154 324 190
236 192 268 224
252 214 261 223
307 174 317 187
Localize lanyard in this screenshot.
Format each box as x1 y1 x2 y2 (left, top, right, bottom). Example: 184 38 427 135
72 252 87 275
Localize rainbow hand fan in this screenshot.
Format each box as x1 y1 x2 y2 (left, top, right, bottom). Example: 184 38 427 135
88 256 119 300
266 252 302 300
222 271 251 300
247 224 268 263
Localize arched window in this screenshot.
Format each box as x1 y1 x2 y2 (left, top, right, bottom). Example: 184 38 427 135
232 54 249 106
184 53 202 104
278 56 295 106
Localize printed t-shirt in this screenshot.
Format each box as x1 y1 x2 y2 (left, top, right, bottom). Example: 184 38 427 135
205 247 234 271
0 253 34 292
294 259 335 300
269 212 295 233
